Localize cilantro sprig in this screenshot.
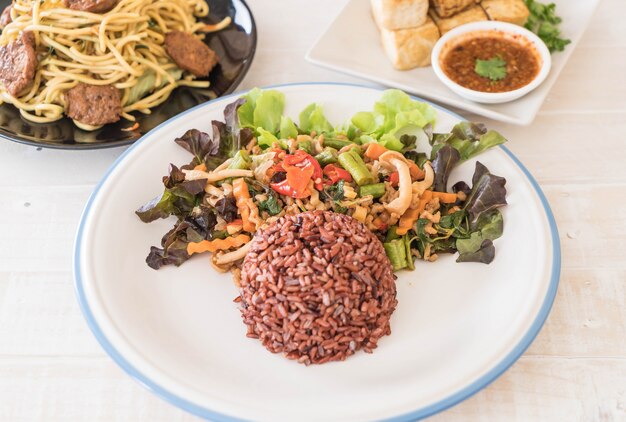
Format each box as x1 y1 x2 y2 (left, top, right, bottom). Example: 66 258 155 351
524 0 571 52
475 57 507 81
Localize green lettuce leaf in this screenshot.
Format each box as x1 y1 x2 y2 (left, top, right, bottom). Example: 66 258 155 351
431 122 506 161
478 209 504 241
279 116 298 139
135 164 205 222
431 145 461 192
237 88 262 129
257 127 287 149
237 88 285 133
463 162 507 229
174 129 216 166
299 103 334 134
456 239 495 264
349 89 436 151
145 205 218 270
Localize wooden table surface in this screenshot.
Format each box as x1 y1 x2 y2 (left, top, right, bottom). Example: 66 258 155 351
1 0 625 420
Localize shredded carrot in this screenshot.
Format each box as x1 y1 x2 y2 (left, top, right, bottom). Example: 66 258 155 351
232 178 257 232
408 161 425 180
397 207 420 235
431 191 458 203
364 143 388 160
194 163 207 172
417 191 434 213
187 234 250 255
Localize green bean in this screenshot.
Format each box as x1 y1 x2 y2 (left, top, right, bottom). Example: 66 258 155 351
359 183 385 198
404 235 415 270
323 137 354 150
383 239 408 271
338 149 373 186
315 147 338 166
228 150 251 170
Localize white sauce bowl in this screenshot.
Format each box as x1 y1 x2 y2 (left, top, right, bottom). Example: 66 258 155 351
431 21 552 104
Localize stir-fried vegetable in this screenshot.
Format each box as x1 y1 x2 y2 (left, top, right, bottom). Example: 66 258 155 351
136 88 508 271
338 149 374 186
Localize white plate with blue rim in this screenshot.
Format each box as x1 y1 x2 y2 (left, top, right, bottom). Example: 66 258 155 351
73 83 560 421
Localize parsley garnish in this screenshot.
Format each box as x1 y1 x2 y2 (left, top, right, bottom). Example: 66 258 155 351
475 57 507 81
524 0 571 52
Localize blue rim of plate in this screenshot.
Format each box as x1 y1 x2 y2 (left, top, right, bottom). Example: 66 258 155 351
73 82 561 421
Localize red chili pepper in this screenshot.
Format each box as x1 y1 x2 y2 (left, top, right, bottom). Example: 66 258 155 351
283 150 323 190
388 171 399 187
323 164 353 185
271 179 303 198
268 162 284 175
270 151 324 197
271 163 314 198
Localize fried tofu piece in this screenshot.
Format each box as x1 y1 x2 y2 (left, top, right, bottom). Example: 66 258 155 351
371 0 429 30
430 5 488 34
481 0 530 26
429 0 475 18
376 16 441 70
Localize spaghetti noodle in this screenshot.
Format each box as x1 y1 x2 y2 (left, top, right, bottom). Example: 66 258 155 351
0 0 230 128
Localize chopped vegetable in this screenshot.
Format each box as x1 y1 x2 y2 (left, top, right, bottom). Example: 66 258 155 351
323 137 354 150
463 162 507 229
271 163 313 198
431 122 506 162
315 147 338 166
232 177 257 232
283 150 323 190
350 89 436 152
383 238 408 271
352 206 367 223
364 143 388 160
299 103 334 134
228 150 251 170
338 149 374 186
297 140 313 154
323 164 353 185
279 115 298 140
215 196 238 222
431 191 458 203
187 234 250 255
358 183 385 198
258 192 282 216
396 207 420 236
431 145 461 192
238 88 285 133
138 89 509 271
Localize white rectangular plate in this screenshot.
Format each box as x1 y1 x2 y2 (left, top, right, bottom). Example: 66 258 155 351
306 0 599 125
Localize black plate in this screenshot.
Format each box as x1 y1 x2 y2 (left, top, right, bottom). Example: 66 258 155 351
0 0 256 149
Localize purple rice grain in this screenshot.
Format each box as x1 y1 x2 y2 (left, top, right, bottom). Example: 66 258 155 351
238 211 397 365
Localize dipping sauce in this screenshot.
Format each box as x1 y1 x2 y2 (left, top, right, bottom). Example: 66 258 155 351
441 34 540 93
